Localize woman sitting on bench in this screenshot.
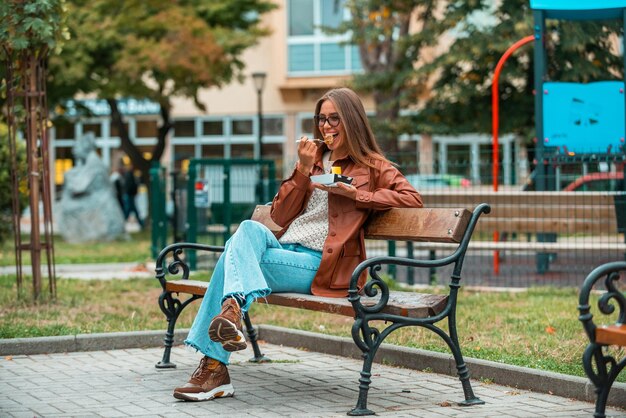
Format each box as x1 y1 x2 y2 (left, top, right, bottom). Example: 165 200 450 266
173 87 423 402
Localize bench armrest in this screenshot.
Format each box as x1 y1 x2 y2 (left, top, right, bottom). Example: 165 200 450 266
155 242 225 290
578 261 626 344
347 203 490 315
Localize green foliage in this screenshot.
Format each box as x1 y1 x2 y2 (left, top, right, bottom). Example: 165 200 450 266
335 0 486 154
46 0 276 191
49 0 274 105
0 124 28 245
416 0 623 138
0 0 68 54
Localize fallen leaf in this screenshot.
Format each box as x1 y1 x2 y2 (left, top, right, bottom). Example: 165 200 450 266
438 401 452 407
545 326 556 334
129 263 149 272
5 356 12 361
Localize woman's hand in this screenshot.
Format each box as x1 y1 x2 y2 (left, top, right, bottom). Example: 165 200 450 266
314 182 358 200
296 136 318 175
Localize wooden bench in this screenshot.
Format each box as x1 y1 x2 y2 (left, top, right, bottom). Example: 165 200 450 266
155 203 489 415
419 191 626 273
578 261 626 418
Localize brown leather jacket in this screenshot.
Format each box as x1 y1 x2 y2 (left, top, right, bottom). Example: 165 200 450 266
270 153 423 297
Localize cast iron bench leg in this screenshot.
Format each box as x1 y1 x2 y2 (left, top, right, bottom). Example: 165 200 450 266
155 292 202 369
156 292 179 368
583 343 619 418
348 346 377 416
244 312 270 363
448 308 484 405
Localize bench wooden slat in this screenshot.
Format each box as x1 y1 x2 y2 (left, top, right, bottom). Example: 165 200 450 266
364 207 470 242
252 205 472 243
166 280 209 296
260 292 448 318
165 280 448 318
595 324 626 346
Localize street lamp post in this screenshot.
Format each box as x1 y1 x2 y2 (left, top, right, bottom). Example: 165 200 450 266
252 72 267 202
252 72 267 160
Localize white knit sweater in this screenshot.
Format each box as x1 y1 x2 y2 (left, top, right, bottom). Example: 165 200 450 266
278 152 334 252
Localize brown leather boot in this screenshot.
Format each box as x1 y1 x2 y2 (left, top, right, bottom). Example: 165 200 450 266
173 356 234 401
209 297 247 352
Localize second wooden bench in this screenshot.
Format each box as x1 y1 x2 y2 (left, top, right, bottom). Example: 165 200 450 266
578 261 626 418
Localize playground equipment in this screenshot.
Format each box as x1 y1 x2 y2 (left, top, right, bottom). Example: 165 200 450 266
530 0 626 189
492 1 626 274
531 0 626 273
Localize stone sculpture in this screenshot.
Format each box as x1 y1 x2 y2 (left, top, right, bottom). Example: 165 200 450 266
58 132 126 243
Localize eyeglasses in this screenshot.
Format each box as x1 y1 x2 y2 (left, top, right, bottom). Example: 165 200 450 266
314 114 341 127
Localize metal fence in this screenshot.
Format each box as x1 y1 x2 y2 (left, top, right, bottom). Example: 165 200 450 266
151 146 625 288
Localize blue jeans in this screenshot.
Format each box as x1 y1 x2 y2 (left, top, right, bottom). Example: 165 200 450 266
185 220 322 364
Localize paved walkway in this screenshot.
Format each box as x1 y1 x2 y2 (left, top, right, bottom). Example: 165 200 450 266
2 343 625 417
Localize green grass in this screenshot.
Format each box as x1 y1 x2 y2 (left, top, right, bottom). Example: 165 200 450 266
1 231 623 382
0 230 153 266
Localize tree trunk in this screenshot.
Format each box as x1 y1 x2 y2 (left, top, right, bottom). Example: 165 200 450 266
373 89 400 158
106 98 173 223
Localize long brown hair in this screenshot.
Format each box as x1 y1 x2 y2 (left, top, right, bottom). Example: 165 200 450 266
313 87 391 168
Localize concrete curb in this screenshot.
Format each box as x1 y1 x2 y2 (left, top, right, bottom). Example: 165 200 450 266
0 325 624 409
0 329 188 356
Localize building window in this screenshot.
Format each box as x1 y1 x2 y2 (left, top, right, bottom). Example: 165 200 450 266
136 120 158 138
203 120 223 136
54 122 75 140
231 144 254 158
287 0 361 75
201 144 224 158
82 123 102 138
289 0 314 36
263 116 284 136
174 120 195 137
299 114 314 138
288 44 315 72
231 119 253 136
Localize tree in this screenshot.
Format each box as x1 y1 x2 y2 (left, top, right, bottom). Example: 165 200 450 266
334 0 485 158
1 0 67 299
416 0 623 139
48 0 276 186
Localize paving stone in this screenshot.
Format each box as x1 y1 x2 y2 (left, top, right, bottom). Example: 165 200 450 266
0 344 624 417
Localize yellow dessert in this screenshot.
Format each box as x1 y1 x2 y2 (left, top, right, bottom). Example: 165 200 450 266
331 166 342 175
323 134 334 145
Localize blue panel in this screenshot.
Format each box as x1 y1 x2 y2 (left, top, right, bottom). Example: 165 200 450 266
530 0 626 20
543 81 625 153
288 44 315 72
320 43 345 71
